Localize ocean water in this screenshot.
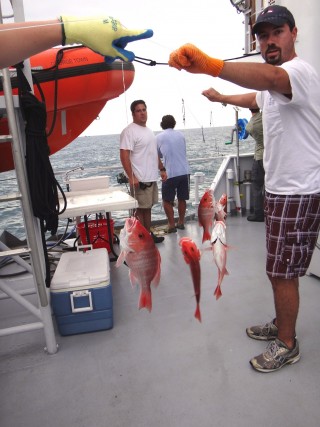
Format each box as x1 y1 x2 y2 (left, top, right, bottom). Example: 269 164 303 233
0 126 255 238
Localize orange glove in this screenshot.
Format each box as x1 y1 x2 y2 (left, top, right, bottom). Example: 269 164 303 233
168 43 224 77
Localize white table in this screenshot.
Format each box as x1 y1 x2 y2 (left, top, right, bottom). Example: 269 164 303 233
58 187 137 219
58 187 137 259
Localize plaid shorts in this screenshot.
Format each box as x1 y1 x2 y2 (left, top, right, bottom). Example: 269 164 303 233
265 192 320 279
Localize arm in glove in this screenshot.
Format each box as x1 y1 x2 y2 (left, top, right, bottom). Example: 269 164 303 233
168 43 224 77
61 16 153 63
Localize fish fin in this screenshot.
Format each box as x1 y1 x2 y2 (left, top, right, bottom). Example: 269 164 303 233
202 230 211 243
151 272 161 288
139 288 152 312
151 250 161 288
214 285 222 300
115 250 126 267
129 270 138 288
194 304 202 323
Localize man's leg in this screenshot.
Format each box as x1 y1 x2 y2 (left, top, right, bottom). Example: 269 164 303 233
250 276 301 372
177 199 186 225
135 208 152 231
270 276 299 349
163 200 175 229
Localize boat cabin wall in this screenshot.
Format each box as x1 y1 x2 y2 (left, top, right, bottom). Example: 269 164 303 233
283 0 320 74
243 0 320 74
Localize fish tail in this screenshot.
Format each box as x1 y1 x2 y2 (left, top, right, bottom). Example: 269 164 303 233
214 285 222 300
139 288 152 312
202 230 211 243
194 304 202 323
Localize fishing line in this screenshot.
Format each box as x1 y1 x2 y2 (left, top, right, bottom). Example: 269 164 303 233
224 52 261 61
133 45 261 139
120 61 130 127
182 99 185 127
133 49 260 68
133 56 167 66
129 150 137 203
134 50 204 130
119 62 136 204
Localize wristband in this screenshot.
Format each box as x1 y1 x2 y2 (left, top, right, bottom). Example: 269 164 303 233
207 57 224 77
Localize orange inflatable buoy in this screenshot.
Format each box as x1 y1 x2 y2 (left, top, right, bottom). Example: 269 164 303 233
0 45 135 173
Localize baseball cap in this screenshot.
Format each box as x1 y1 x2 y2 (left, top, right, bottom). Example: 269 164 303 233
252 5 295 35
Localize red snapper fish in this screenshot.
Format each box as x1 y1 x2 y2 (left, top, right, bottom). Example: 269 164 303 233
218 193 227 206
198 189 215 243
211 220 229 300
215 193 227 222
116 217 161 312
179 237 202 322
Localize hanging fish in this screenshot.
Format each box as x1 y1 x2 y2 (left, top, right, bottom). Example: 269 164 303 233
198 189 215 243
179 237 202 322
215 193 227 222
116 217 161 312
218 193 227 207
211 220 229 300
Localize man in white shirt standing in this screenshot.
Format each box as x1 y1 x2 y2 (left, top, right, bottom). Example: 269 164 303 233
169 5 320 372
120 100 166 243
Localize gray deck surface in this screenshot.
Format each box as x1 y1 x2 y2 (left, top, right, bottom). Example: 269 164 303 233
1 216 320 427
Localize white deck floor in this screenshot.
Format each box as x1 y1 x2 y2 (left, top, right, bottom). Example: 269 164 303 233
1 216 320 427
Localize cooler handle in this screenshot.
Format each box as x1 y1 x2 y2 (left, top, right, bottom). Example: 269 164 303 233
77 244 93 252
70 290 93 313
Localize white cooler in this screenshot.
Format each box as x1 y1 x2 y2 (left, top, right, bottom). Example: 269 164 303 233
50 247 113 336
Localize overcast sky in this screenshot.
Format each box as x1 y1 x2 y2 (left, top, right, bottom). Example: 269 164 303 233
2 0 251 135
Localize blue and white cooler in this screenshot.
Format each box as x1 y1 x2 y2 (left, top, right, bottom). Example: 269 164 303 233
50 247 113 336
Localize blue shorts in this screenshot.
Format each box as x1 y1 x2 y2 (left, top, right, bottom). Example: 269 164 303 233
265 192 320 279
162 175 190 202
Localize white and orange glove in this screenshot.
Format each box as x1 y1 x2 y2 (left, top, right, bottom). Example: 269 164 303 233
168 43 224 77
60 15 153 63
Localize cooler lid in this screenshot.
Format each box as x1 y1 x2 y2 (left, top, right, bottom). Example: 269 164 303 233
51 248 110 290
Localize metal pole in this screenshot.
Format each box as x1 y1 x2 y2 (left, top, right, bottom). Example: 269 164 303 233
2 74 47 303
1 78 58 354
234 107 240 183
0 1 58 354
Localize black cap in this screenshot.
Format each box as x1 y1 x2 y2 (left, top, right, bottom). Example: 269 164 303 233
252 5 295 35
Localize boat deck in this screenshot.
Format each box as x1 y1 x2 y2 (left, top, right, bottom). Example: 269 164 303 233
1 216 320 427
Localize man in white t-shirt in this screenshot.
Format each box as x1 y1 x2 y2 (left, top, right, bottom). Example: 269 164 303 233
120 100 166 243
168 5 320 372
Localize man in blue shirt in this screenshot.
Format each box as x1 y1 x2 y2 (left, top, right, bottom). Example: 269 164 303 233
156 115 190 232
